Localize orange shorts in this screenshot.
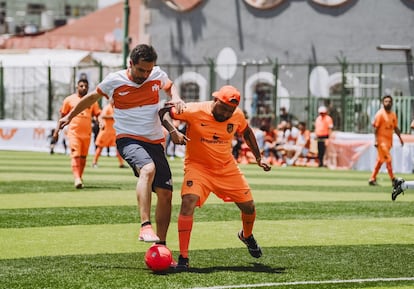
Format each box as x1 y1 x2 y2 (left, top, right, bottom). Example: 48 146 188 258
377 142 392 163
181 162 252 207
95 130 116 147
68 136 91 157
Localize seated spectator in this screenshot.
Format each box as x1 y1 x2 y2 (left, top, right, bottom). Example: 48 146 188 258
276 120 299 165
285 121 311 166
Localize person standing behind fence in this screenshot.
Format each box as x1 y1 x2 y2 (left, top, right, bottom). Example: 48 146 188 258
92 102 126 168
279 106 297 123
53 78 101 189
368 95 403 186
314 106 333 168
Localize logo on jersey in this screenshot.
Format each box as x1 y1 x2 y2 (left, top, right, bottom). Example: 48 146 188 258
118 91 130 96
152 84 160 92
227 124 234 133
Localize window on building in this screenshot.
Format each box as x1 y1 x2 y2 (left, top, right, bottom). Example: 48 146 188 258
180 82 200 102
65 5 71 17
66 5 95 17
255 82 273 116
27 3 45 15
250 82 274 127
0 1 5 24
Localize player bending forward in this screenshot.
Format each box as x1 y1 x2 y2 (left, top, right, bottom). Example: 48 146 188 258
159 85 271 271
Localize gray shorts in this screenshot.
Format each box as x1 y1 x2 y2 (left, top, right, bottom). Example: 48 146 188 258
116 138 173 191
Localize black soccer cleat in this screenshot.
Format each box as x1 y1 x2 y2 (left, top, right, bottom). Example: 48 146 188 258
174 255 189 272
238 230 262 258
368 180 379 186
392 177 405 201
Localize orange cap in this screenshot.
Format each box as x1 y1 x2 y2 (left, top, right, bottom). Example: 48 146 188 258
212 85 240 107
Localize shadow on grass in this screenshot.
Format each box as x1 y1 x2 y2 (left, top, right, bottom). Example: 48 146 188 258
168 262 286 274
91 262 286 275
82 185 124 190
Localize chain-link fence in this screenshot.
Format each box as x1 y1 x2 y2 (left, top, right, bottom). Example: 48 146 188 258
0 60 412 133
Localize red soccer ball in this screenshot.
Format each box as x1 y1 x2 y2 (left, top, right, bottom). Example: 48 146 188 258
144 244 172 272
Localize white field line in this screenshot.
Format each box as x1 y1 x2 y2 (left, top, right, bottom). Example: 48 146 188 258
190 277 414 289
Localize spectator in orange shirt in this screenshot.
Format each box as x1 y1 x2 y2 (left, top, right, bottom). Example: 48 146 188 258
53 79 101 189
92 102 126 168
314 106 334 167
368 95 403 186
159 85 271 271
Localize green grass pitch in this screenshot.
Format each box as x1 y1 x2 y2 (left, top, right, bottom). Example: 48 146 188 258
1 150 414 289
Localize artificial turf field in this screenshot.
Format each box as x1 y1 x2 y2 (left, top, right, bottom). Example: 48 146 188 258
1 150 414 289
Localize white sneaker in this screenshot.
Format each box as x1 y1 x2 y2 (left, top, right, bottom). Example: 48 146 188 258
74 178 84 189
139 225 160 242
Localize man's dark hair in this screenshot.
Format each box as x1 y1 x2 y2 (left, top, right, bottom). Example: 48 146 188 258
383 95 393 102
130 44 158 65
78 78 88 85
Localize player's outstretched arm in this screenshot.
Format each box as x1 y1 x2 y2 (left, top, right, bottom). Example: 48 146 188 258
159 106 188 145
243 125 271 172
57 91 102 130
163 82 185 114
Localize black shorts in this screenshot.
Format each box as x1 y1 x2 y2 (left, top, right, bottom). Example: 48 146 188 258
116 137 173 191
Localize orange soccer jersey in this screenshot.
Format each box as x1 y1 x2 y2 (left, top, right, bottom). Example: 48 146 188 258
372 108 398 163
95 103 117 147
171 101 253 206
373 108 398 148
60 93 101 156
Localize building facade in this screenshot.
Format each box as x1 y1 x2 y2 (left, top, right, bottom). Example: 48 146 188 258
143 0 414 130
0 0 98 35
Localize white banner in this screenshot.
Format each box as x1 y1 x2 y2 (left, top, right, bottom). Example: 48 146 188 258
1 120 414 174
0 120 95 154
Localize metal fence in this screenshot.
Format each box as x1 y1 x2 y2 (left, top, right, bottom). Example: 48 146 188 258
0 60 412 133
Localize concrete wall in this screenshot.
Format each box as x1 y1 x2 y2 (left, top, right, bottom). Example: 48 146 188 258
145 0 414 65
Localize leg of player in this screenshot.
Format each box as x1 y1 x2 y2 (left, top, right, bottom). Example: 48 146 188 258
153 187 172 243
92 146 103 168
71 156 83 189
392 178 414 201
369 160 382 186
235 200 262 258
175 194 199 271
136 162 160 243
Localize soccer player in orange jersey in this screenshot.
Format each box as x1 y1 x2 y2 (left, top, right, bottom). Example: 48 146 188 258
53 78 101 189
92 102 125 168
56 44 185 248
159 85 271 271
369 95 403 186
